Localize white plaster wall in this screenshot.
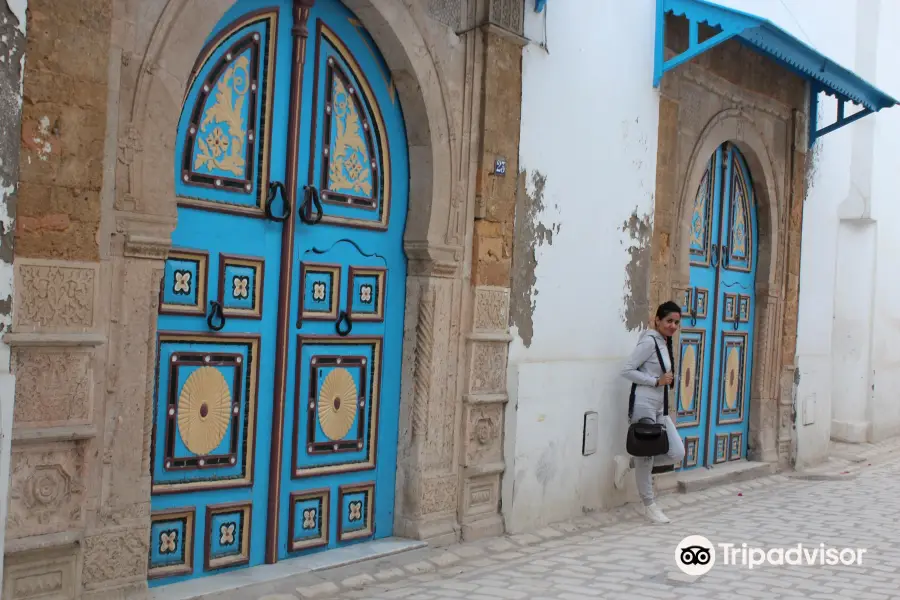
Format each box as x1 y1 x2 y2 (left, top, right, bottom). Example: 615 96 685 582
503 0 662 533
505 0 890 531
866 0 900 443
795 0 900 463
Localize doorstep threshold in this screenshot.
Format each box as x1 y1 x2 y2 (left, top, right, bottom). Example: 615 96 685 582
147 537 426 600
655 460 775 495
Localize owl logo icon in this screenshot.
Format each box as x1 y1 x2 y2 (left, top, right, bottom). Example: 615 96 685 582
675 535 716 576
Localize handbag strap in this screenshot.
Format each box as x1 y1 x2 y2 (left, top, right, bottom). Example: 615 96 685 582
627 336 672 419
652 338 670 416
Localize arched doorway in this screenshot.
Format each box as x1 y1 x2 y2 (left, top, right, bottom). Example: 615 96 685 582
676 142 758 469
148 0 408 585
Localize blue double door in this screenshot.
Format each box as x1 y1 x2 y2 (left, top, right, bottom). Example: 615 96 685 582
676 142 758 470
148 0 408 585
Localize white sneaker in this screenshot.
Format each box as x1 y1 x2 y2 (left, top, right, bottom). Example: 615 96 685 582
644 503 670 524
613 455 632 490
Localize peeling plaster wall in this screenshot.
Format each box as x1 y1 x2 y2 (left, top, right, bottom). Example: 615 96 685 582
0 0 25 586
502 0 661 532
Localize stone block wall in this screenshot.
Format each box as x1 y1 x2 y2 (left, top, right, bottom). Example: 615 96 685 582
2 0 528 597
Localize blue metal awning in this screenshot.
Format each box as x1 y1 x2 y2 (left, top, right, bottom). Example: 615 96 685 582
654 0 899 147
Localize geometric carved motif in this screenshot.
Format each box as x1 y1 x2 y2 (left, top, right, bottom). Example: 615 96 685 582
7 444 86 540
152 334 259 493
149 508 195 579
12 349 92 426
347 266 385 321
177 14 278 214
473 286 510 332
313 24 391 229
299 263 341 321
288 489 330 552
714 433 729 464
205 502 252 571
294 337 381 478
338 482 374 542
682 436 699 468
82 528 149 587
729 432 743 461
160 249 209 316
469 341 507 394
14 263 96 330
218 254 264 319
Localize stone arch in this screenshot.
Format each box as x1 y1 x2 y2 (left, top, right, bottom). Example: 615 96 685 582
118 0 462 549
671 108 784 464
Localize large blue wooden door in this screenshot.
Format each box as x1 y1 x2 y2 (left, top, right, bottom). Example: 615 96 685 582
274 1 407 560
676 143 757 469
149 0 407 586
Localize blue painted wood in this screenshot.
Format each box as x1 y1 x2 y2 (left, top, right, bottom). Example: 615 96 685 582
678 146 722 470
654 0 898 145
150 0 407 585
275 0 407 559
705 144 757 467
679 143 756 470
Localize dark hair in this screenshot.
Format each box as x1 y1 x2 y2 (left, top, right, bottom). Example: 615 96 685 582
656 300 682 320
655 301 681 382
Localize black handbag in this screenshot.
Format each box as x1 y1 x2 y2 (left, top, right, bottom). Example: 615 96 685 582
625 339 671 457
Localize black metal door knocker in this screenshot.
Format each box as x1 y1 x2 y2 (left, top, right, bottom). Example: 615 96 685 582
299 184 324 224
207 300 226 331
265 181 289 222
335 310 352 337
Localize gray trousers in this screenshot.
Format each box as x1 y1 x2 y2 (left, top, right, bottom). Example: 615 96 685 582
631 395 686 506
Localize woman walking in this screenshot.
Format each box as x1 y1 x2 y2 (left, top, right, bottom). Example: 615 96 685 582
614 301 685 524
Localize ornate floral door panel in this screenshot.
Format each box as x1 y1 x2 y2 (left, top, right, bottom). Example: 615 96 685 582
706 145 757 467
276 3 407 560
678 143 757 470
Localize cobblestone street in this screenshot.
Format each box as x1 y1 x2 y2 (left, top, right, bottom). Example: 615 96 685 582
212 443 900 600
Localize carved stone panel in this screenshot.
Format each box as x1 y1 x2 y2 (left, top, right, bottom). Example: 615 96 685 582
81 528 149 589
464 404 503 465
6 443 86 539
469 341 507 394
473 286 510 332
462 474 499 519
13 260 100 332
12 349 93 427
427 0 462 29
489 0 524 35
2 548 78 600
421 474 458 516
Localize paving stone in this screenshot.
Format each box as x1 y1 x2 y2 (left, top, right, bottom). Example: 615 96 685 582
225 446 900 600
296 581 341 599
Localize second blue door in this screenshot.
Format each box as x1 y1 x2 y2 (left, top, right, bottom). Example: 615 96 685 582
676 142 758 469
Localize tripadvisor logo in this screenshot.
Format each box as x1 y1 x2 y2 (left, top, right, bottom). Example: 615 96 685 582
676 536 867 575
